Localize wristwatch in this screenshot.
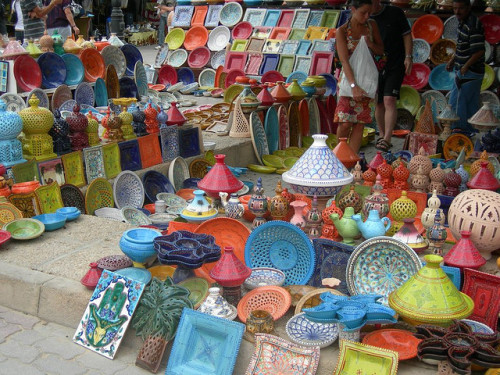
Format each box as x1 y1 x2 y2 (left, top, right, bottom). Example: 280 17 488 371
350 82 356 88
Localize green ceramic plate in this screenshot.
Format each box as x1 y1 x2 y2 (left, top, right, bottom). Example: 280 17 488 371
302 136 314 148
397 85 421 116
165 28 185 50
3 218 45 240
283 157 298 169
247 164 277 174
177 277 210 309
276 168 288 175
223 84 244 104
262 154 284 168
273 150 287 157
284 147 305 157
481 64 494 90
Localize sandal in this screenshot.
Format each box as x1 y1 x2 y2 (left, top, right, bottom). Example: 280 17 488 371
376 139 392 152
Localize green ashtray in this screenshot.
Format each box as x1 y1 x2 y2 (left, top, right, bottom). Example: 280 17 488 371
3 218 45 240
262 154 284 168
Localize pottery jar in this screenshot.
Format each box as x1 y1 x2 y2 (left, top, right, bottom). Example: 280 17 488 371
290 200 307 228
390 190 417 222
220 192 244 219
269 181 289 221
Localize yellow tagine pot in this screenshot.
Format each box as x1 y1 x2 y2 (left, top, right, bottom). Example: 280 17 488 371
388 254 474 326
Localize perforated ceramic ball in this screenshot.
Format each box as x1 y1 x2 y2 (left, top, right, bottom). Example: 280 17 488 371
448 189 500 259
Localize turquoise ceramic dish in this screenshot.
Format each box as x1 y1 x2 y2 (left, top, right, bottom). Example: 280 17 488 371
94 78 108 107
56 207 81 221
115 267 152 284
428 63 454 91
61 53 84 86
32 213 67 231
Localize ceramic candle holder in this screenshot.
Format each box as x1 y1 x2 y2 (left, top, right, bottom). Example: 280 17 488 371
246 310 274 335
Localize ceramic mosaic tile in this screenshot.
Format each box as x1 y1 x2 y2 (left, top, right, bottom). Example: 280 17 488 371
243 8 266 27
118 139 142 171
37 158 65 185
61 151 86 188
172 6 195 27
307 10 324 27
83 145 106 183
205 5 222 27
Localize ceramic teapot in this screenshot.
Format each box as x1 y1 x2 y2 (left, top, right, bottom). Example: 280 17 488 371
219 192 244 219
351 210 391 240
330 207 360 245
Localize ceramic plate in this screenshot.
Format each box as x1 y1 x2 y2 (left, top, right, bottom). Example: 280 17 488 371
243 8 266 27
207 26 231 52
142 171 175 202
0 203 23 225
14 54 42 92
94 78 108 107
346 236 422 305
428 63 455 91
0 93 26 112
167 48 188 68
333 340 398 375
285 312 338 348
75 82 95 106
85 178 114 215
94 207 123 221
362 329 421 360
101 45 127 78
34 182 64 214
2 218 45 240
59 99 77 112
114 267 152 284
50 84 71 111
113 170 145 209
443 15 458 41
205 4 222 27
120 44 143 76
397 85 421 116
121 207 152 226
211 50 226 69
177 67 195 85
264 106 279 154
80 48 105 82
61 53 84 85
412 38 431 63
443 133 474 160
250 111 270 164
219 2 243 27
38 52 67 89
60 184 86 214
134 61 148 98
198 68 216 87
177 277 210 309
154 44 169 67
168 156 190 192
27 88 49 109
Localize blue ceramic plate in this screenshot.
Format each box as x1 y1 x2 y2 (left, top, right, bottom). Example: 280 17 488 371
94 78 108 107
320 73 337 96
59 99 77 112
142 170 176 202
264 106 279 154
75 82 95 106
429 63 455 91
286 71 308 84
263 9 281 27
61 53 84 86
177 67 195 84
38 52 67 89
32 213 67 231
121 44 143 76
115 267 152 284
259 54 279 75
119 77 138 99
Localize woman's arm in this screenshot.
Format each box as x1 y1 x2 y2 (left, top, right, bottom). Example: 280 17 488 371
365 19 384 56
64 6 79 35
30 0 62 18
337 25 366 100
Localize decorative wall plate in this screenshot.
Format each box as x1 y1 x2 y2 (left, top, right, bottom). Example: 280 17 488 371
259 54 279 75
168 156 190 192
250 111 269 164
309 51 334 75
137 134 162 169
105 64 120 99
199 68 216 87
442 15 458 41
121 206 151 226
75 82 95 106
166 28 186 50
0 203 23 226
243 8 266 27
277 54 295 78
294 56 312 75
443 133 474 160
412 38 431 63
0 93 25 112
119 139 142 171
61 151 86 187
207 25 230 52
334 340 399 375
38 52 66 89
245 221 315 286
113 170 144 209
94 207 123 221
219 2 243 27
285 312 338 348
210 50 226 69
172 6 195 27
85 178 114 215
292 9 310 29
80 48 105 82
296 40 311 56
362 329 421 360
307 10 324 27
311 39 334 53
8 192 41 218
245 334 320 375
61 53 84 85
277 104 290 150
205 4 222 27
166 309 244 375
264 106 279 154
263 9 280 27
60 184 86 214
346 236 422 305
396 85 421 115
231 39 248 52
101 45 127 78
14 54 42 92
83 145 106 183
34 182 64 214
289 28 306 40
154 44 169 67
183 25 209 51
118 77 138 98
101 143 121 179
120 44 143 76
279 40 299 55
428 63 455 91
134 61 148 98
461 268 500 331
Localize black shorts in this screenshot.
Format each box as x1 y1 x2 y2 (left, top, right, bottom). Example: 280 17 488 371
377 66 406 103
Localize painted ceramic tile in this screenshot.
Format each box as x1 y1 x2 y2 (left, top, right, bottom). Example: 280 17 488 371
83 145 106 183
118 139 142 171
34 182 64 213
408 132 438 155
12 159 40 183
102 143 121 179
61 151 86 188
73 270 145 359
160 126 180 162
137 134 162 169
8 192 41 218
37 158 65 185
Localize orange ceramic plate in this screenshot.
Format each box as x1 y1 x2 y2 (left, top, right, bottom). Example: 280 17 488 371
392 129 411 137
176 189 195 201
193 217 250 275
411 14 444 44
183 25 209 51
443 133 474 160
80 48 105 82
148 84 166 91
362 329 421 360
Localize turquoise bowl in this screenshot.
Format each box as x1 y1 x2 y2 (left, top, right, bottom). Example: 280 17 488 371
119 228 162 264
61 53 84 86
32 213 67 231
56 207 81 221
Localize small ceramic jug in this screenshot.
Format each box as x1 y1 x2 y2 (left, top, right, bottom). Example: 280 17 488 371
352 210 391 240
219 192 244 219
330 207 360 245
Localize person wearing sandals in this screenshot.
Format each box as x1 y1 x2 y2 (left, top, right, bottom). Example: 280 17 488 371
371 0 413 152
334 0 384 153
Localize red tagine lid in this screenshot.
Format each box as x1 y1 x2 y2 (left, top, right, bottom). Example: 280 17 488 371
209 246 251 287
197 154 244 197
166 102 186 126
467 161 500 191
443 230 486 269
80 262 102 290
257 84 275 107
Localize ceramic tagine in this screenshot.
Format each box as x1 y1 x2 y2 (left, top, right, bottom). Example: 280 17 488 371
352 209 391 240
166 102 186 126
269 180 289 221
330 206 360 245
332 138 360 169
392 218 429 252
368 151 385 170
80 262 102 289
66 104 89 150
25 39 42 57
362 176 389 218
18 98 56 161
270 81 291 103
287 79 307 101
256 83 275 107
236 76 260 113
282 134 353 199
467 161 500 191
248 177 269 229
443 230 486 270
219 192 244 219
388 254 474 326
198 154 243 201
199 287 237 320
0 100 25 167
63 36 82 54
1 38 28 59
180 190 218 222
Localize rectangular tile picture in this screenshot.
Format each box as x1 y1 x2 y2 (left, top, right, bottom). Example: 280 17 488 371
37 158 65 185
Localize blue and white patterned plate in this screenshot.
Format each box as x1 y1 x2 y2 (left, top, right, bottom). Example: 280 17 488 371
294 56 312 75
120 44 143 76
250 110 270 164
75 82 95 106
307 10 324 27
134 61 148 98
443 15 458 41
101 45 127 79
59 99 77 112
198 68 216 87
286 313 338 348
205 4 222 27
211 50 226 69
292 9 310 29
94 78 108 107
219 2 243 27
113 170 145 209
0 93 26 112
412 38 431 63
27 88 49 109
286 71 308 84
154 44 169 68
244 267 286 289
167 49 188 68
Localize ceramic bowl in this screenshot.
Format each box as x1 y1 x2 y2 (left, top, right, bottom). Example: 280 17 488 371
56 207 81 221
119 228 162 264
32 213 67 231
0 229 12 247
182 178 201 189
285 313 339 348
3 218 45 240
149 213 178 225
203 141 216 150
244 267 286 290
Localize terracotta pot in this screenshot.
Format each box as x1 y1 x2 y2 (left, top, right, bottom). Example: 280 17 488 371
11 181 40 194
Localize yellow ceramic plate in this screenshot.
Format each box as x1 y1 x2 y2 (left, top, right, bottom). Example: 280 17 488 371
223 84 244 104
165 28 186 50
0 203 23 225
443 133 474 160
481 64 494 90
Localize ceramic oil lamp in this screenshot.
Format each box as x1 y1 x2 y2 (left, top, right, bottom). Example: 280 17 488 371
269 180 289 221
210 246 251 305
66 104 89 150
437 105 459 142
120 228 162 268
443 230 486 270
19 97 57 161
337 185 363 213
352 162 363 185
388 254 474 326
390 190 417 222
467 161 500 191
456 165 469 193
393 218 428 253
362 167 377 186
306 195 322 239
421 190 445 229
198 154 243 204
362 176 389 218
0 100 25 167
271 81 291 104
248 177 269 230
144 101 159 134
85 112 101 146
392 159 410 190
352 209 391 240
114 98 137 139
257 83 275 107
368 151 385 171
470 150 495 177
376 159 393 189
106 111 124 142
290 200 308 229
333 138 360 169
166 102 186 126
426 209 448 255
49 109 71 155
132 106 148 137
180 190 218 223
428 163 445 194
199 287 237 320
412 164 430 193
443 169 462 197
330 206 360 245
154 230 221 282
80 262 102 290
287 79 307 101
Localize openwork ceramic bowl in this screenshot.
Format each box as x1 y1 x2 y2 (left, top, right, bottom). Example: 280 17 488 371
237 285 292 322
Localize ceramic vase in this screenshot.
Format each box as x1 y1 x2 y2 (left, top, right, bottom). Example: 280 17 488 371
219 192 244 219
248 177 269 230
290 200 307 229
119 228 161 267
269 180 289 220
443 230 486 269
426 209 448 255
376 159 393 189
363 178 389 218
144 102 159 133
0 100 26 167
352 209 391 240
330 206 360 245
